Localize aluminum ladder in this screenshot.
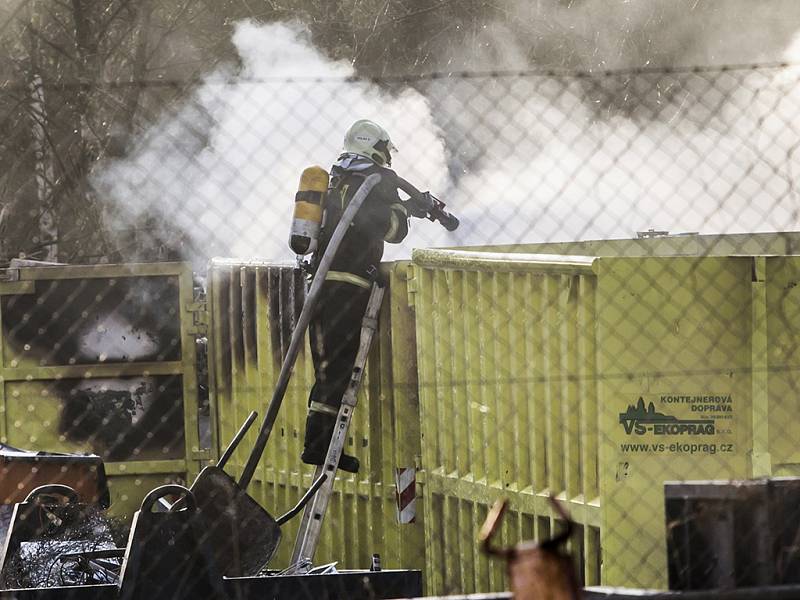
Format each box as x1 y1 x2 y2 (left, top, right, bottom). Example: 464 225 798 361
290 281 385 568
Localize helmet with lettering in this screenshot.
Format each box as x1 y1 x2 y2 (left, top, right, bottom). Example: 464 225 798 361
343 119 397 167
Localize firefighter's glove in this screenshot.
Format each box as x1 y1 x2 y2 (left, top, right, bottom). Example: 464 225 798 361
405 191 435 218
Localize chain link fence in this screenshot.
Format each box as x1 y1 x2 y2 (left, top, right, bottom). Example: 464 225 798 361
2 16 800 598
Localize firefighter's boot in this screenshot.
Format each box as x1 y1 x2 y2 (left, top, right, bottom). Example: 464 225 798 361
301 410 360 473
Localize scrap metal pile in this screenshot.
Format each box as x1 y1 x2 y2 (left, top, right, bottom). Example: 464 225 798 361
0 440 420 600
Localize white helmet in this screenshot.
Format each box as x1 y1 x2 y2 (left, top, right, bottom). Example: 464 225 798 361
343 119 397 166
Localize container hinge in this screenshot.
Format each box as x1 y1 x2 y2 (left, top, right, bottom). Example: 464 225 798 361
406 264 418 309
186 301 208 335
0 268 19 282
0 269 35 295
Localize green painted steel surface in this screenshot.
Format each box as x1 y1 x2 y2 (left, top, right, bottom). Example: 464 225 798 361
594 255 800 588
596 256 752 588
0 261 206 516
1 247 797 589
763 257 800 476
411 249 601 593
209 247 800 594
454 231 800 258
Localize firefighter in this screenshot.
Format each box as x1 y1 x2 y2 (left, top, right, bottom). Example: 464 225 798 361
300 119 432 473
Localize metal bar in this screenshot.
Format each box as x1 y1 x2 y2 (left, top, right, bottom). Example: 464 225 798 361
465 271 483 484
423 472 602 528
206 267 226 469
436 272 455 476
8 259 65 268
496 273 515 493
412 248 595 275
0 280 35 295
531 274 547 500
252 465 380 499
0 277 6 443
564 275 581 501
253 267 277 478
378 278 401 551
545 276 564 496
449 270 467 486
413 265 445 594
0 361 185 381
12 261 188 281
751 256 771 476
228 265 244 473
178 264 203 476
104 459 186 476
291 283 385 565
218 410 258 469
508 273 527 496
578 274 601 586
238 173 381 491
275 473 327 525
240 268 258 470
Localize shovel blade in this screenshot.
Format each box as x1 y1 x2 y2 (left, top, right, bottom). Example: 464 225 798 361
191 467 281 576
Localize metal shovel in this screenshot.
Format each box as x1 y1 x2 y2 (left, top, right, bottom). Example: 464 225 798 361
178 411 326 577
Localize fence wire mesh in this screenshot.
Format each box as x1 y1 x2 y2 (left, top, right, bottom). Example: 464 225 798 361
1 12 800 600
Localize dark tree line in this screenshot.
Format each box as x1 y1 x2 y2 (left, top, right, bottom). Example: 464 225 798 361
0 0 182 263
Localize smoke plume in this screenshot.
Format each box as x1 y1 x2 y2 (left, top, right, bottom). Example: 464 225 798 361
94 22 450 267
443 0 800 71
95 13 800 267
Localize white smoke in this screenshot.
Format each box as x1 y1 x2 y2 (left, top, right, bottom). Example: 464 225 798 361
444 0 800 72
432 67 800 247
95 19 800 267
94 21 451 266
416 0 800 247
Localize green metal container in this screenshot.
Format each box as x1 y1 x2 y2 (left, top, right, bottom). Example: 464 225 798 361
0 261 211 516
410 249 600 594
210 243 800 593
8 232 797 594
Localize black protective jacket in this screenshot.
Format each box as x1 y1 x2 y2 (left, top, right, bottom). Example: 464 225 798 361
314 153 410 284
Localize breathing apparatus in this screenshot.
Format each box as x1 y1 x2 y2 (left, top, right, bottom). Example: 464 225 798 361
289 121 459 258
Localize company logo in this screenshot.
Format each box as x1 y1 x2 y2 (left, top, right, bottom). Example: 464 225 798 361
619 398 715 436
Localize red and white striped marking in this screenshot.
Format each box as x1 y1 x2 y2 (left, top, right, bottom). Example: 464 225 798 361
395 467 416 524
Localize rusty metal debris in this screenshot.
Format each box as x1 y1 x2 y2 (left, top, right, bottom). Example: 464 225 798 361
0 444 110 509
0 478 418 599
0 484 117 589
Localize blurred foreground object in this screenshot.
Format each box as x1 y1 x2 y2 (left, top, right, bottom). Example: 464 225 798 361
665 478 800 590
480 497 580 600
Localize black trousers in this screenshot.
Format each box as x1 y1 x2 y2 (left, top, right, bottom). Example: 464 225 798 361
307 281 372 411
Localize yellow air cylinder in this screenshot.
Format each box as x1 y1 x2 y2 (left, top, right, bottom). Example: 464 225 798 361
290 166 329 255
